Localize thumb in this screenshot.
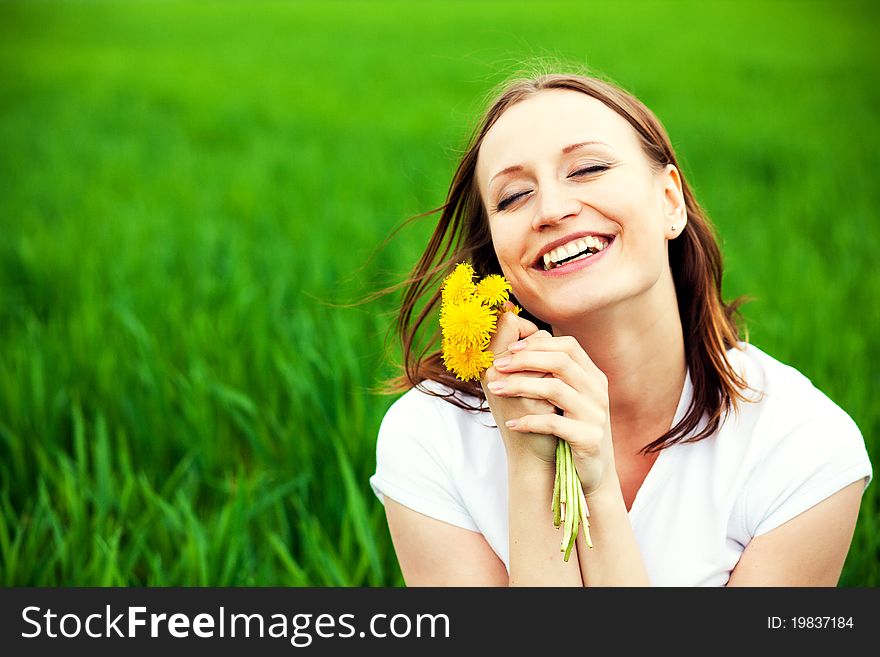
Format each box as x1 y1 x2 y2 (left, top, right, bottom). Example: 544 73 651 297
490 304 539 354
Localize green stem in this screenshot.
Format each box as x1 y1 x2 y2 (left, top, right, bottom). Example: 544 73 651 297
577 476 593 549
552 439 562 527
561 441 574 554
559 439 568 523
563 442 579 561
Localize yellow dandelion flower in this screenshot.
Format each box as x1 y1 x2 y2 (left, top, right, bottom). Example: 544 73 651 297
474 274 511 308
439 296 496 351
442 339 494 382
441 263 476 306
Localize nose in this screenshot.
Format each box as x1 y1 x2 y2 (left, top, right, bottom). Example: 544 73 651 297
530 180 581 231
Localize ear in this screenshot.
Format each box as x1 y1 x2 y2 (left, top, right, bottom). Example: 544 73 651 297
661 164 687 238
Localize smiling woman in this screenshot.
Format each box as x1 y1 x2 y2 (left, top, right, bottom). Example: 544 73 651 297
368 71 873 586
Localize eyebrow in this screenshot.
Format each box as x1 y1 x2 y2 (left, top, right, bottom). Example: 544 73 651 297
488 141 612 187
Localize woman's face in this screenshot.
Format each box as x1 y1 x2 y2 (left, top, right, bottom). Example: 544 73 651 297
475 89 685 327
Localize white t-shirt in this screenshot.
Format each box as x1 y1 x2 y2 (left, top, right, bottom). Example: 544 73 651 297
369 342 873 586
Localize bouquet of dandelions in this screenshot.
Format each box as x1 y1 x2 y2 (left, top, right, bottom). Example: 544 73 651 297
439 262 593 561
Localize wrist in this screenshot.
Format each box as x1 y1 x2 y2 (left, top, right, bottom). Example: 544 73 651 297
584 472 623 508
501 427 557 465
506 449 556 480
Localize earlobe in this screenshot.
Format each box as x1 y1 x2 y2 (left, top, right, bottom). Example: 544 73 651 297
664 165 687 237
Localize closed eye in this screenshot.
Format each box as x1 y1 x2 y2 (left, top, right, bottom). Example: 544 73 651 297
493 165 609 213
569 165 608 178
495 190 531 212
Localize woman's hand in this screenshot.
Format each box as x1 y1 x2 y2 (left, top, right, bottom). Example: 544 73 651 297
484 334 616 496
479 305 557 466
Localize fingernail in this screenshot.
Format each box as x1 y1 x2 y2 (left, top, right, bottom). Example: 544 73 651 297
508 340 526 352
505 419 519 429
487 380 505 392
494 356 511 368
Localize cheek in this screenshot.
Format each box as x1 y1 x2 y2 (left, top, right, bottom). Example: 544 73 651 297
594 170 656 219
495 254 522 286
608 192 663 246
489 229 521 267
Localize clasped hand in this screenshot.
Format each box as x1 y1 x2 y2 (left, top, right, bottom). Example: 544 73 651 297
479 311 615 496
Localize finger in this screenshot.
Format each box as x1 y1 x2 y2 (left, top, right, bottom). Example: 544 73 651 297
507 335 599 377
489 311 538 355
493 350 589 393
488 367 548 384
505 413 581 441
484 348 551 388
486 373 579 412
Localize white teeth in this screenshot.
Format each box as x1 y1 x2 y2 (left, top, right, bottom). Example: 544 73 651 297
540 235 612 270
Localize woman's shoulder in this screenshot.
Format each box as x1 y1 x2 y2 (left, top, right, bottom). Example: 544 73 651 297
726 341 808 392
726 341 852 420
371 379 487 534
720 343 872 537
721 341 867 466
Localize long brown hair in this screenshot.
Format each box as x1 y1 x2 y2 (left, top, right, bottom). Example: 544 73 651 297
378 70 757 455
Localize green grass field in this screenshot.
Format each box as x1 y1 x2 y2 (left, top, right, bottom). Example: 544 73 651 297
0 0 877 586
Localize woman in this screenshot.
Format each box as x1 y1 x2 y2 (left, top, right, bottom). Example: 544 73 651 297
368 72 873 586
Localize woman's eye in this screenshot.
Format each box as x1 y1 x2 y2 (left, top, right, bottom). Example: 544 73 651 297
496 190 531 212
493 166 607 212
570 165 608 178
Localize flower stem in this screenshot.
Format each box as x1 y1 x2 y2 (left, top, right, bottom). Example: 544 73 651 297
564 441 579 561
561 441 574 555
552 439 562 528
577 474 593 549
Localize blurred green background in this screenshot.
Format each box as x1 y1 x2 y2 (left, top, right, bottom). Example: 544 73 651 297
0 0 877 586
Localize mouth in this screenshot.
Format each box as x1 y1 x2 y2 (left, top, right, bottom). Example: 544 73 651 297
531 234 615 274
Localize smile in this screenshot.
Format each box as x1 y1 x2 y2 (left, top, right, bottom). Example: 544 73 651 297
541 235 611 270
532 236 615 277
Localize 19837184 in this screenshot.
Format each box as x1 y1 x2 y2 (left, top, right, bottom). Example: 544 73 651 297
768 617 854 630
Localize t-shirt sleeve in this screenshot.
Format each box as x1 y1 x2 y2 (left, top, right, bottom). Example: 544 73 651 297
369 389 479 532
743 401 873 538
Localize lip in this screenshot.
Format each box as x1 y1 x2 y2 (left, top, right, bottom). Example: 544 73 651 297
532 230 616 268
532 235 615 277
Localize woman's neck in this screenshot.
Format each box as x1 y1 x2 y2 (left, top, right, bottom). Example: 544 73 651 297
551 268 687 455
